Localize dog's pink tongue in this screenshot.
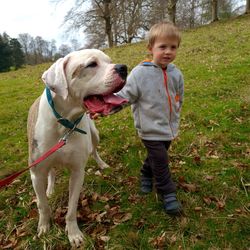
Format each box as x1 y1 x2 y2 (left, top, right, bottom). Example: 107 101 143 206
84 94 128 116
84 97 104 113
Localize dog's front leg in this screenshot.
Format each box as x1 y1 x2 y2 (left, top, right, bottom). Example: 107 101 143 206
66 166 85 247
30 167 51 236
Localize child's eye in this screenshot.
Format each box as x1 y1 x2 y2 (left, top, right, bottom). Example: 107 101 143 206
171 45 177 49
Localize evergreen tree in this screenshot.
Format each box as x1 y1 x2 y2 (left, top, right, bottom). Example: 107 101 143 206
0 34 12 72
10 38 25 70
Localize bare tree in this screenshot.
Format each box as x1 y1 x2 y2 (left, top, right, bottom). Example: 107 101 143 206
115 0 146 44
18 33 33 64
246 0 250 13
211 0 219 21
59 44 72 57
91 0 113 47
70 39 81 51
189 0 196 28
48 40 57 59
63 0 151 48
63 0 111 48
167 0 178 23
103 0 113 47
18 34 58 64
219 0 235 19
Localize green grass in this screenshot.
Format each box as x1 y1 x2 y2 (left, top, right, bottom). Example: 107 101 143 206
0 15 250 249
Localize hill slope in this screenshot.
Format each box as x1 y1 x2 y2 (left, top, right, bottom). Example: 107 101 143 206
0 15 249 249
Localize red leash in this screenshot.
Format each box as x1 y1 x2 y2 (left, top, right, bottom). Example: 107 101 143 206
0 139 66 189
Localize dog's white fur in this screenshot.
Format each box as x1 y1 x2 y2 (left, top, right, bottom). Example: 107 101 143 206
27 49 123 247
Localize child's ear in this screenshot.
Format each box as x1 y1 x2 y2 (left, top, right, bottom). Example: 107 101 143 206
147 46 153 54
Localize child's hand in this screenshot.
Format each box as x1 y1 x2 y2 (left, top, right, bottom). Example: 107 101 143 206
87 103 129 119
86 111 102 120
91 113 101 120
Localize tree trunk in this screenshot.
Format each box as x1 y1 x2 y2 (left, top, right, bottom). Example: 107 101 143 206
190 0 195 28
211 0 219 22
246 0 250 14
167 0 177 24
103 0 113 48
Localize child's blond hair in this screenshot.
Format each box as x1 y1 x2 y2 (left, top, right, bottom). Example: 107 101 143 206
147 21 181 49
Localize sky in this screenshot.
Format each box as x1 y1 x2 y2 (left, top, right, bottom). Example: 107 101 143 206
0 0 85 47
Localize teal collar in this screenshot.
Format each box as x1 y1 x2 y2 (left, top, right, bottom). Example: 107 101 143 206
46 87 86 134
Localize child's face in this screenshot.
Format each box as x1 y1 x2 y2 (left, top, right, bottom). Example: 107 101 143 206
149 36 178 68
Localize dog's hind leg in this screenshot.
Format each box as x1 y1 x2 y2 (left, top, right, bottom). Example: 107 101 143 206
46 168 56 197
88 117 109 169
92 149 109 169
30 167 51 236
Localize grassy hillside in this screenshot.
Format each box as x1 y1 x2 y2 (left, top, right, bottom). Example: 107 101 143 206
0 15 249 249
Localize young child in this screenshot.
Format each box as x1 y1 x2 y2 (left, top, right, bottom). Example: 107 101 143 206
116 21 184 215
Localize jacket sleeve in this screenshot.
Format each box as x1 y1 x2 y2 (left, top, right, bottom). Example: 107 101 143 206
116 70 139 104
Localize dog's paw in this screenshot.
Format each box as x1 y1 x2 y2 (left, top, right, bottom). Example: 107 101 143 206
37 214 51 236
46 187 54 197
99 162 110 170
37 222 50 237
66 222 84 247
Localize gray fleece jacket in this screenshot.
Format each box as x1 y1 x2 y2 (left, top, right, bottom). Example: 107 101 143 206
117 61 184 141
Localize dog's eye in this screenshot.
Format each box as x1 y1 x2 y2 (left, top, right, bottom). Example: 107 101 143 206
86 62 97 68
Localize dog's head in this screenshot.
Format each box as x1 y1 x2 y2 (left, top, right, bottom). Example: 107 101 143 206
42 49 128 116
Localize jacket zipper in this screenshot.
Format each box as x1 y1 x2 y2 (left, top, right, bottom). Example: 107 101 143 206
162 68 175 138
162 68 172 119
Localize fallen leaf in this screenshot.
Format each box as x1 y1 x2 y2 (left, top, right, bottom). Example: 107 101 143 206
113 212 132 224
194 207 203 211
99 236 110 242
96 211 107 223
2 237 18 249
149 231 167 248
122 176 138 187
178 176 198 192
134 219 145 229
235 208 242 213
90 225 107 238
92 192 99 202
194 155 201 165
54 207 67 226
203 197 212 205
216 200 225 210
95 170 102 176
128 194 144 204
0 210 4 218
169 234 177 245
108 206 120 217
81 198 88 207
205 175 214 181
180 182 197 192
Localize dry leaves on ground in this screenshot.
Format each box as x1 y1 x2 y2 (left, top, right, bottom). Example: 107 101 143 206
178 176 198 192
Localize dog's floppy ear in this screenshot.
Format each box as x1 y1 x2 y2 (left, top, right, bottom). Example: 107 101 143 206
42 57 70 100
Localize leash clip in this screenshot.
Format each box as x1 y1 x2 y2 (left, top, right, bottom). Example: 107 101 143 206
60 124 76 142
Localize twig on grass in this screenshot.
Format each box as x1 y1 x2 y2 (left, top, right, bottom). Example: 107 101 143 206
240 177 249 197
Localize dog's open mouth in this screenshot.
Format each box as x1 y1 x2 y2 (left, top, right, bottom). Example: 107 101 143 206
84 93 128 117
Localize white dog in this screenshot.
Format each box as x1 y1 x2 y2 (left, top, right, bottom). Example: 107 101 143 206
27 49 127 247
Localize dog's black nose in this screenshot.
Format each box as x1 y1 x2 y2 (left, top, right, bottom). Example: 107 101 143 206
114 64 128 80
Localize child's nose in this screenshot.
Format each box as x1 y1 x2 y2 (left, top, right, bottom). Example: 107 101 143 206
164 48 171 54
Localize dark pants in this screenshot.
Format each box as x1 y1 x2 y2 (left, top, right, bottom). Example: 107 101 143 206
141 140 176 195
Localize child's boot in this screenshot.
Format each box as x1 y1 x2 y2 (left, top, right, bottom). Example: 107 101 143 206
163 192 182 215
140 176 153 194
